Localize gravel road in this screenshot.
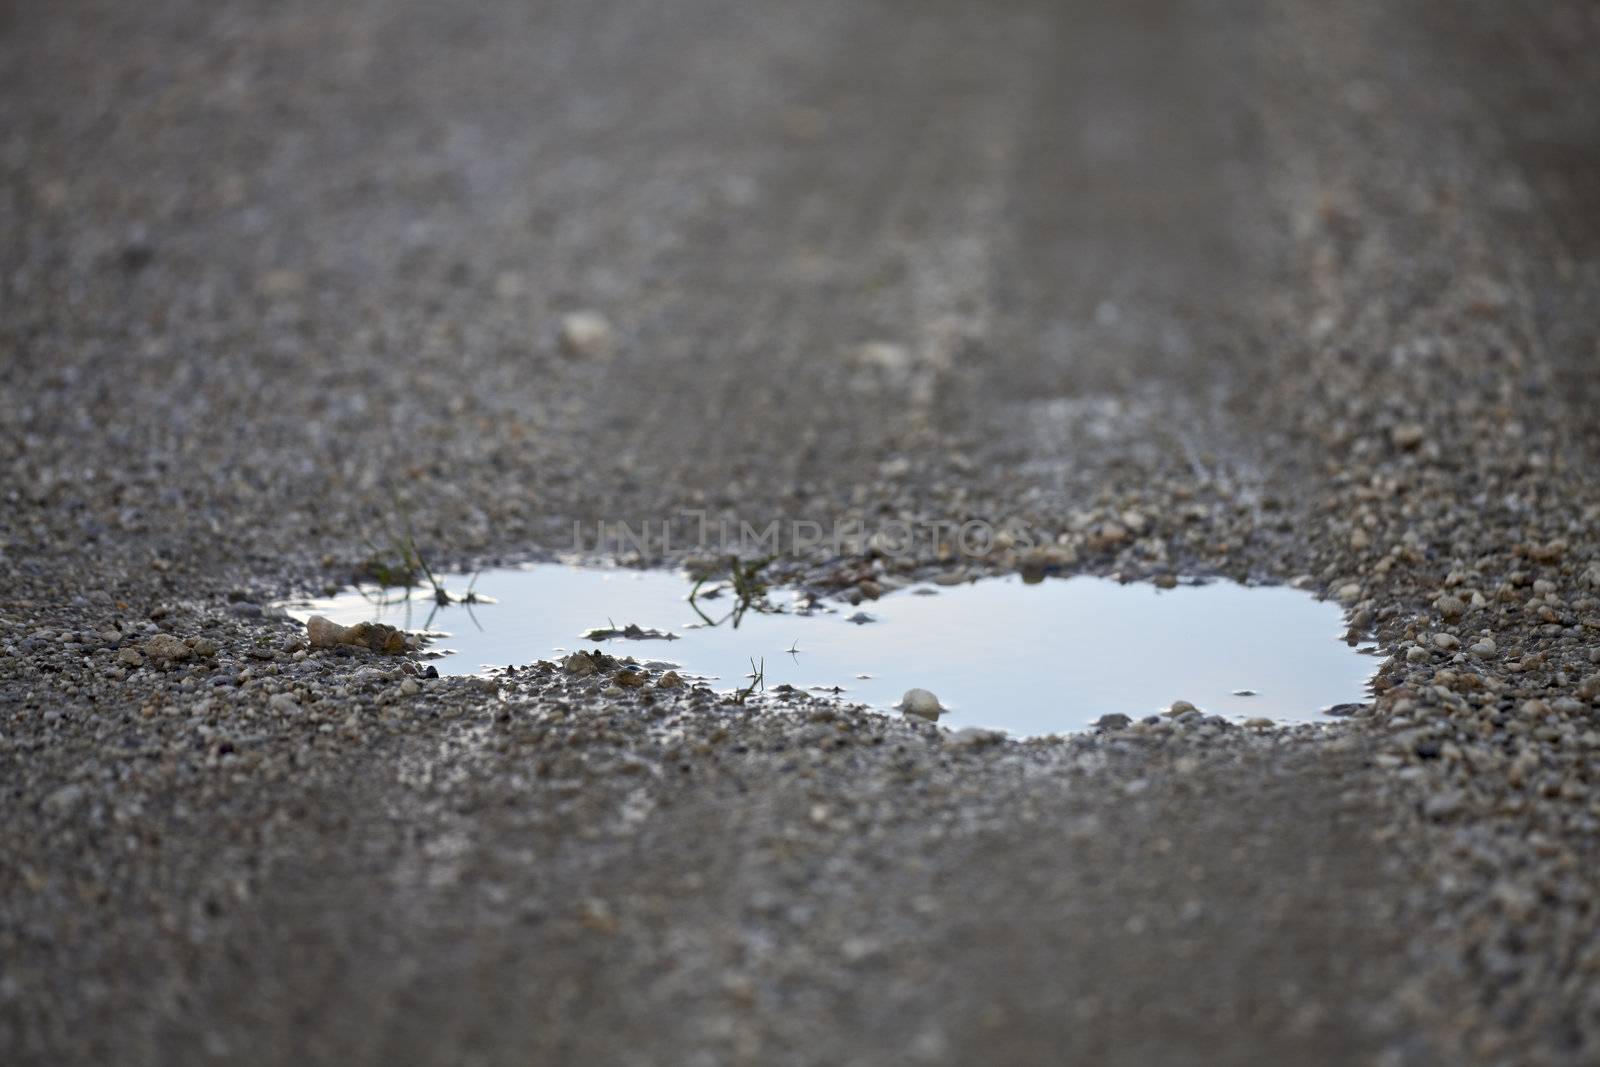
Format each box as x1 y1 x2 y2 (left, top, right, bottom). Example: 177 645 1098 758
4 1 1600 1063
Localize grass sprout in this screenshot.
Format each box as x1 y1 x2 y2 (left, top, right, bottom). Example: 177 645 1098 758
688 555 779 629
733 657 765 705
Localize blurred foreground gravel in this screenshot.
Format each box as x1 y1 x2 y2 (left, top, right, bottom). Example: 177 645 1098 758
4 1 1600 1064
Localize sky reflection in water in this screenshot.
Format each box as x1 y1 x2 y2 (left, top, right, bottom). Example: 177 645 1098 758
289 566 1375 735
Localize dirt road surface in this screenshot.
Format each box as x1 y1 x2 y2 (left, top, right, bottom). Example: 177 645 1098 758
4 2 1600 1063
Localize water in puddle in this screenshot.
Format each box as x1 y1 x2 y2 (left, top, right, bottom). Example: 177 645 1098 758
286 566 1374 736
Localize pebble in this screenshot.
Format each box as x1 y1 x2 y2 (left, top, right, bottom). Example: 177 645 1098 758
898 688 943 720
142 634 192 665
556 311 615 359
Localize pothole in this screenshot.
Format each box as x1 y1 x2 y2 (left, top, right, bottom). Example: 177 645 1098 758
285 565 1376 736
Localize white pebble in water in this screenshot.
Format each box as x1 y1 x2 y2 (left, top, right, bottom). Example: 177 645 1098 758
898 688 943 720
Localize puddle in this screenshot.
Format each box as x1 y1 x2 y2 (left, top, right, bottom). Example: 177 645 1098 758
286 566 1375 736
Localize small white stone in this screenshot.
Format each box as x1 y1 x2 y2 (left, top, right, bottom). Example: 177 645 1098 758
898 688 943 719
557 311 615 359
